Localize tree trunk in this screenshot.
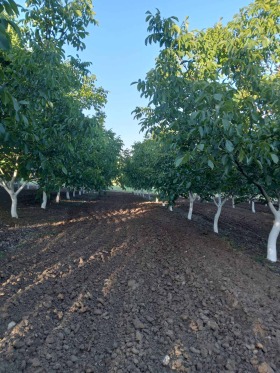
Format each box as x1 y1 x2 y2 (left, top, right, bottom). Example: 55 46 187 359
1 180 27 218
66 190 70 200
168 205 173 212
155 197 159 203
73 189 76 197
252 201 256 213
10 193 18 218
41 191 47 209
79 190 82 196
162 202 166 207
214 205 222 233
188 192 196 220
232 197 235 208
56 190 60 203
213 194 227 234
267 202 280 262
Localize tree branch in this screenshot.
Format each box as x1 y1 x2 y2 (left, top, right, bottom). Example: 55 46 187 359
15 181 28 196
234 159 271 203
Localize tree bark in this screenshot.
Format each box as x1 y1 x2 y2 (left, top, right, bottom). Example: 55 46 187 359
56 190 60 203
10 193 18 218
213 194 227 234
267 202 280 262
0 178 27 218
41 191 47 209
188 192 196 220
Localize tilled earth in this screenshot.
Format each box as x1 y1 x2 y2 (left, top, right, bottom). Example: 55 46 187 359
0 191 279 373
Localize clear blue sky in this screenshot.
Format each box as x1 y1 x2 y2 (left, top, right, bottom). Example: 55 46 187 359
21 0 253 148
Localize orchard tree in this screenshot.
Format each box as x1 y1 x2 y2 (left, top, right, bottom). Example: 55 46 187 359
134 0 280 261
0 0 107 218
123 138 159 192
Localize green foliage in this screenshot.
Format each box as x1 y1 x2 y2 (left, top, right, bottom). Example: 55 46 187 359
0 0 20 50
23 0 97 51
0 0 123 217
133 0 280 203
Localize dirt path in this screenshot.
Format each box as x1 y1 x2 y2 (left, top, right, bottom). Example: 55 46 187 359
0 192 279 373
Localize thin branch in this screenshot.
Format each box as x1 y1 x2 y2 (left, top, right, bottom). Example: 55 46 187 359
0 179 11 194
212 196 218 207
15 181 28 196
234 159 271 203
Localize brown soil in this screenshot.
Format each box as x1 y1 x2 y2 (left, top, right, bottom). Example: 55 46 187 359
0 190 279 373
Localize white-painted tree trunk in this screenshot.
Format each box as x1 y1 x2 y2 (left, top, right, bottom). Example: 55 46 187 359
188 192 197 220
252 201 256 213
56 190 60 203
10 193 18 218
232 197 235 208
79 190 82 196
213 194 227 234
155 197 159 203
66 190 70 200
267 202 280 262
73 189 76 197
168 205 173 212
0 176 28 218
41 191 47 209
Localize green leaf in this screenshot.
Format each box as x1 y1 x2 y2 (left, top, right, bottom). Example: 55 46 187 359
208 160 214 169
175 155 185 167
213 93 222 101
75 9 82 17
257 160 263 170
222 118 230 130
225 140 234 153
12 97 20 112
190 111 198 120
0 32 10 50
62 166 68 175
175 153 190 167
197 143 204 151
270 153 279 164
8 0 19 15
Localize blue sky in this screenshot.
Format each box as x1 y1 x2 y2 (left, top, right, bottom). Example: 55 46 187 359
20 0 253 148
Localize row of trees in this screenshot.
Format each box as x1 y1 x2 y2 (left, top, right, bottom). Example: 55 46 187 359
0 1 123 218
126 0 280 262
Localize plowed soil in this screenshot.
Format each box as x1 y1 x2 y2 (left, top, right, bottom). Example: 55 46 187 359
0 190 279 373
